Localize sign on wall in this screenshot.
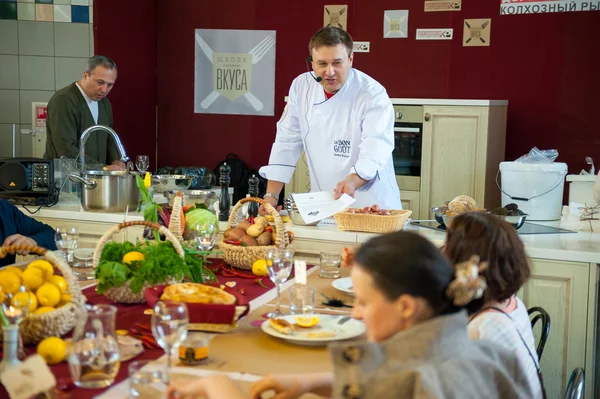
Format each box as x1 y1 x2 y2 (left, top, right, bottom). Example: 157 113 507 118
384 10 409 38
324 5 348 30
500 0 599 14
463 19 491 47
425 0 461 12
194 29 276 116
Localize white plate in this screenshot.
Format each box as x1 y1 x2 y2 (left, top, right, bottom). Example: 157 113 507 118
332 277 354 295
261 314 365 346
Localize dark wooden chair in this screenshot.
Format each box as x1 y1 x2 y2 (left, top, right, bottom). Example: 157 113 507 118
563 368 585 399
528 306 551 361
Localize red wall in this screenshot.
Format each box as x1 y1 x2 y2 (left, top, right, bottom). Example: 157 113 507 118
97 0 600 177
94 0 158 169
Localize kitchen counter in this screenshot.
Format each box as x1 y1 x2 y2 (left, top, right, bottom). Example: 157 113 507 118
389 98 508 106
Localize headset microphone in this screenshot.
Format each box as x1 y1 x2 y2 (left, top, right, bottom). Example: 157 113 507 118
305 57 322 83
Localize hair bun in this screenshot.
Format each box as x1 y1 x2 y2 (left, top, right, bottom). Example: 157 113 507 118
446 255 488 306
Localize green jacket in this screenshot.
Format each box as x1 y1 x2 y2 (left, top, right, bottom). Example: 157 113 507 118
44 82 120 166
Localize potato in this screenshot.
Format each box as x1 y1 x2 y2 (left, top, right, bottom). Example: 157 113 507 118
246 223 265 238
257 231 272 246
236 220 251 232
239 234 258 247
254 216 268 226
224 228 245 241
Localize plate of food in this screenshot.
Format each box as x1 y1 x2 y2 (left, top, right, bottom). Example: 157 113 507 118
332 277 354 295
262 314 365 346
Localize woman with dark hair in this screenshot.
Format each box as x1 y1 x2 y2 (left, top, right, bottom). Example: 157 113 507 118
168 231 533 399
444 212 543 399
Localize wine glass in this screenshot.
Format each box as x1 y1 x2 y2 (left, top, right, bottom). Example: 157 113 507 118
265 248 293 318
135 155 150 174
151 301 189 379
54 227 78 265
194 223 216 253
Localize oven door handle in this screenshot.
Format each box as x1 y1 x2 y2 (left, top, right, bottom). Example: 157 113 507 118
394 127 421 133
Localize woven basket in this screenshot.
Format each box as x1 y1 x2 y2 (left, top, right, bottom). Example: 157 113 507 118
334 209 413 233
93 220 185 304
0 245 85 345
218 197 293 270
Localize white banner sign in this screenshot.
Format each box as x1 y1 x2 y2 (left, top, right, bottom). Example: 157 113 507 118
500 0 600 14
416 28 453 40
194 29 276 116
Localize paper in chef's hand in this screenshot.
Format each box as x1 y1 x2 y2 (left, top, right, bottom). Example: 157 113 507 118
291 191 355 224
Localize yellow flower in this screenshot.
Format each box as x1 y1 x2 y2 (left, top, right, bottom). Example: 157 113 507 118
144 172 151 188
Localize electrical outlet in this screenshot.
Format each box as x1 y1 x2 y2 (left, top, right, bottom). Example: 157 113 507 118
353 41 370 53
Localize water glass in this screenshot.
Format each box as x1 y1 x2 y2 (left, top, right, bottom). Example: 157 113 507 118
265 248 293 318
320 252 341 279
72 248 95 280
54 227 78 264
288 284 316 314
128 360 168 398
135 155 150 174
151 301 189 379
194 223 216 252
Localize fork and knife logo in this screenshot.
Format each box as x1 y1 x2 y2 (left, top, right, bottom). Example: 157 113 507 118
195 33 275 111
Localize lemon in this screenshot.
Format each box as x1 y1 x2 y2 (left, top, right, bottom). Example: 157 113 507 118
27 260 54 281
37 336 67 365
0 270 22 294
12 291 37 312
36 283 61 307
4 266 24 278
294 315 320 328
122 251 145 265
252 259 268 277
48 275 67 294
0 290 4 303
22 267 45 291
34 306 56 315
57 294 72 307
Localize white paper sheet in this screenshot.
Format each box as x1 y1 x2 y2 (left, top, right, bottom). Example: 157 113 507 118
291 191 355 224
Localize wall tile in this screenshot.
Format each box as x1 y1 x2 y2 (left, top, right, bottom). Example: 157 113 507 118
0 20 18 53
53 3 69 21
0 90 20 123
88 3 90 23
17 2 34 19
54 21 88 56
34 3 51 21
71 0 86 4
70 4 86 22
19 89 53 123
18 20 53 56
55 57 85 89
20 124 33 158
88 22 93 56
0 2 17 19
0 124 22 158
35 0 53 4
0 55 19 89
17 0 35 3
19 55 54 90
53 0 69 4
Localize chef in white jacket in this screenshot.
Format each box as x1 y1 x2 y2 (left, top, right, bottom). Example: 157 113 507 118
259 26 401 210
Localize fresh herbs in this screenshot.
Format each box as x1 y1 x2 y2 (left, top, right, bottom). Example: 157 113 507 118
136 174 161 241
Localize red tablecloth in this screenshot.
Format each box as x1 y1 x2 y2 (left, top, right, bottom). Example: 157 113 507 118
0 259 280 399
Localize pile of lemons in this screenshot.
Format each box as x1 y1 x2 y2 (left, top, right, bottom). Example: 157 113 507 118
0 260 71 314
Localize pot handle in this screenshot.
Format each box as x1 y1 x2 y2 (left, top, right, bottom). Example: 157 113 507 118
68 173 97 190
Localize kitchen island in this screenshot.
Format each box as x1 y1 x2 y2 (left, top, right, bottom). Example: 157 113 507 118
19 204 600 399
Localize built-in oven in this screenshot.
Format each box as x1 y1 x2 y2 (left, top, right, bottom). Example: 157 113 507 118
392 105 423 192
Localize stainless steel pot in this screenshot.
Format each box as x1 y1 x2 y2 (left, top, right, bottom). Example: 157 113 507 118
152 175 193 193
164 189 217 208
68 170 140 213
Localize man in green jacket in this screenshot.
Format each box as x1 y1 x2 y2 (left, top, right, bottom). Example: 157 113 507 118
44 55 126 170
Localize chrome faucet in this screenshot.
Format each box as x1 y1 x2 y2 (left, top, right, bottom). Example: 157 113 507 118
78 125 129 171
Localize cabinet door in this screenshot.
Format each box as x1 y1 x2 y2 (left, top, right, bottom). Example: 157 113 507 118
520 259 590 399
400 190 420 216
33 217 127 248
420 106 488 219
285 152 311 196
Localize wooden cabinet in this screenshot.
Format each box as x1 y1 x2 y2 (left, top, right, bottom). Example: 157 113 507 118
285 152 311 196
419 105 507 219
400 190 420 216
519 258 598 399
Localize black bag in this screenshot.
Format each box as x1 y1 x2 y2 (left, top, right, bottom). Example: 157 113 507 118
213 153 266 204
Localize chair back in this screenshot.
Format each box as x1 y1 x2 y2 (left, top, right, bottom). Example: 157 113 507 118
528 306 551 360
563 368 585 399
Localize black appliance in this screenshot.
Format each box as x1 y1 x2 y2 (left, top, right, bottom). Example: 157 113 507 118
0 158 57 206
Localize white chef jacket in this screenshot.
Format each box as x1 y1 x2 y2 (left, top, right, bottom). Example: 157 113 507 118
259 68 401 210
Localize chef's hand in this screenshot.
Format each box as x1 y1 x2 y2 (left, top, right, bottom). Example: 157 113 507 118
334 173 368 200
3 235 37 255
105 160 126 171
259 196 282 215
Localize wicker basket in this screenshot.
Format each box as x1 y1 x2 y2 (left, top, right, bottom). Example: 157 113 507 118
218 197 293 270
0 245 85 345
334 209 413 233
93 220 185 304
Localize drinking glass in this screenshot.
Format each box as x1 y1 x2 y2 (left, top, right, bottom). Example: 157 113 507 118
54 227 78 264
288 284 316 315
320 252 341 279
265 248 293 318
128 360 168 398
194 223 216 252
151 301 189 379
135 155 150 174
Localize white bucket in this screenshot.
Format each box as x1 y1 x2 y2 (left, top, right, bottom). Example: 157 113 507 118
498 162 568 221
